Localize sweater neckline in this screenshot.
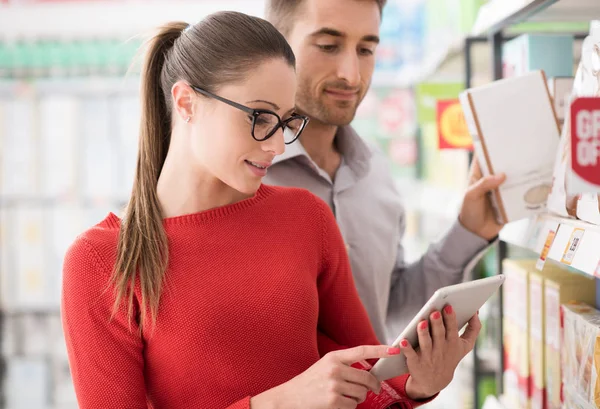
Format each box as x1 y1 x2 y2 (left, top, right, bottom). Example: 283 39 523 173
106 184 273 228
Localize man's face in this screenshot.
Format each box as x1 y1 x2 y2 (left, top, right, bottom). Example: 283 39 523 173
285 0 381 126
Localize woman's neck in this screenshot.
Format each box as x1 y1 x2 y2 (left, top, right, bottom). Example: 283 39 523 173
156 141 250 218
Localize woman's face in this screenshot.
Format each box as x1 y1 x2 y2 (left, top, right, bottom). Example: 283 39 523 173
189 58 298 195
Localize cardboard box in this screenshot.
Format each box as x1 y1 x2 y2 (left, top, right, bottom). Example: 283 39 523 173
460 71 561 223
503 34 574 79
503 259 536 409
576 194 600 225
544 275 596 409
562 303 600 407
529 265 586 409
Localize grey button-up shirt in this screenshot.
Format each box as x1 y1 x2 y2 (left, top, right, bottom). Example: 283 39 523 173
264 125 489 343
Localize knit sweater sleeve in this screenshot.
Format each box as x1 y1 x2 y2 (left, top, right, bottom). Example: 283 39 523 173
61 235 253 409
314 197 433 409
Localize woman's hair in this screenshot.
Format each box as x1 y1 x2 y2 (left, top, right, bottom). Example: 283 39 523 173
113 11 296 331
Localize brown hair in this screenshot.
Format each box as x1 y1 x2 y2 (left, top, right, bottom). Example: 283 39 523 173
113 11 295 331
265 0 387 36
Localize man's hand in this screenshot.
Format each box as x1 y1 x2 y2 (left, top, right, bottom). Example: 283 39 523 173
459 159 506 241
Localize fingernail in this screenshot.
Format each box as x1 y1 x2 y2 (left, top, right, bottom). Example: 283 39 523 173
387 347 401 355
444 305 453 314
432 311 441 320
419 321 428 330
400 340 409 348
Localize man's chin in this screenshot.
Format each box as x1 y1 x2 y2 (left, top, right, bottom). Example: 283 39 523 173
320 107 358 127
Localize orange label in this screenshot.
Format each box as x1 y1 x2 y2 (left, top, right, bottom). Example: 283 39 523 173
536 230 556 271
437 99 473 150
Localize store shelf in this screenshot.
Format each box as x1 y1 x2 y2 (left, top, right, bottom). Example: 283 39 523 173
472 0 597 36
500 214 600 277
0 0 265 40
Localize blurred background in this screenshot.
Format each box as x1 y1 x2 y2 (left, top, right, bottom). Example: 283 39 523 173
0 0 597 408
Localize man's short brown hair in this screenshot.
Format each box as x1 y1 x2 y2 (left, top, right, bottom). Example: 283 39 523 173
265 0 386 36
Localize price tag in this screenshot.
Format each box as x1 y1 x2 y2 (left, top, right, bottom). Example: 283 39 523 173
536 230 556 271
561 228 585 266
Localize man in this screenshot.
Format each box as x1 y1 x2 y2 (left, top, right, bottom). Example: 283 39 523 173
263 0 506 343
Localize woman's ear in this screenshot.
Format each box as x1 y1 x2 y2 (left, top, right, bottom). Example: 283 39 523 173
172 81 195 123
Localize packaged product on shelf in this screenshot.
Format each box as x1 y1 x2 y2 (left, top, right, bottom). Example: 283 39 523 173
21 314 51 356
547 106 577 218
2 316 16 357
576 193 600 225
14 207 47 308
52 356 78 407
529 264 584 409
460 70 561 223
82 97 117 201
502 34 574 79
569 21 600 197
561 303 600 407
47 205 83 307
1 97 39 197
547 77 575 126
503 259 535 409
39 95 79 199
115 95 140 201
544 274 596 409
563 385 597 409
5 357 50 409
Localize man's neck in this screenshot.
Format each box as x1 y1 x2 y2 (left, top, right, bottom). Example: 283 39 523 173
299 120 341 176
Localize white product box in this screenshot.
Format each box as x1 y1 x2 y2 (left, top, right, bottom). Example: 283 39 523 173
547 77 575 124
1 98 39 197
5 358 50 409
52 357 78 408
14 207 47 308
577 193 600 225
115 96 140 201
22 314 51 356
82 97 116 201
460 70 561 223
47 205 83 307
39 96 79 199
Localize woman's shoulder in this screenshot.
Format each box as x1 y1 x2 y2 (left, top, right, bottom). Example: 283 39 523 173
63 213 121 278
260 184 330 214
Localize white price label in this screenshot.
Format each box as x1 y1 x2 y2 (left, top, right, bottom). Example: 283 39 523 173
561 228 585 265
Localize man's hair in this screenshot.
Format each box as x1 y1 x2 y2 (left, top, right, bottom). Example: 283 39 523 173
265 0 387 36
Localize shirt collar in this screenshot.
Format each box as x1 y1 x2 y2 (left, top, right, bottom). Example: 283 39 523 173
273 125 372 178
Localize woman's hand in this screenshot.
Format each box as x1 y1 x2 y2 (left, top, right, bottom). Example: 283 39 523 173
401 305 482 400
250 345 400 409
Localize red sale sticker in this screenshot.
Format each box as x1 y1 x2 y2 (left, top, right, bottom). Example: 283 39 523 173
571 98 600 192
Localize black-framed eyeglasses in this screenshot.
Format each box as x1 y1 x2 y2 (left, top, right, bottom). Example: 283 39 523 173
191 86 309 145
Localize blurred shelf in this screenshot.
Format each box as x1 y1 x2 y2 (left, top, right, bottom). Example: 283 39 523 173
1 307 61 316
0 77 139 97
500 214 600 277
0 196 127 208
0 0 265 40
473 0 597 36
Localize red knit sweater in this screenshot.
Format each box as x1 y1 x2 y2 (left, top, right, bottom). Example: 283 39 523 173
62 185 427 409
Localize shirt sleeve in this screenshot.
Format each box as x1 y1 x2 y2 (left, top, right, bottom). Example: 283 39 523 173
314 196 433 409
387 214 491 338
62 236 252 409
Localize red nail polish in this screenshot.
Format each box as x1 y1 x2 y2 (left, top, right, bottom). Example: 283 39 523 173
445 305 453 314
387 347 401 355
419 321 428 330
400 340 409 348
433 312 441 320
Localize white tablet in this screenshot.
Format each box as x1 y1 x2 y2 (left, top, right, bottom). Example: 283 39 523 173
370 274 506 382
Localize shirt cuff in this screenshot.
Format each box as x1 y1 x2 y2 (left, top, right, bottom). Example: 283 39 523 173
434 219 490 271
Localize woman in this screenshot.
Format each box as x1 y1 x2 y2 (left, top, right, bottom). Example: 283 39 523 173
62 11 480 409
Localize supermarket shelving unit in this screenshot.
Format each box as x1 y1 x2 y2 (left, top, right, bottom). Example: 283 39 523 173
465 0 599 407
410 1 599 407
